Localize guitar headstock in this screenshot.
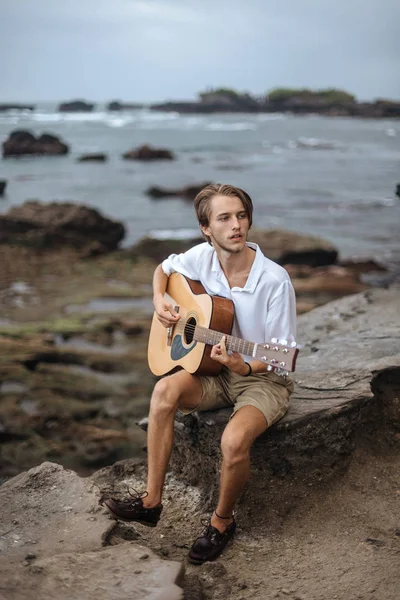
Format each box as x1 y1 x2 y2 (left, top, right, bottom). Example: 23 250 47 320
255 338 299 374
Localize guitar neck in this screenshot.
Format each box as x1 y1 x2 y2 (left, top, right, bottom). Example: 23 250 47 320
194 325 255 357
190 324 298 373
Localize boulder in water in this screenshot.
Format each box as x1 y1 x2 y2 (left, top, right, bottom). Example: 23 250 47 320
2 130 69 158
122 144 175 161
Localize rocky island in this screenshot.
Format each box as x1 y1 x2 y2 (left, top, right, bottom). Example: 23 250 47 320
151 87 400 118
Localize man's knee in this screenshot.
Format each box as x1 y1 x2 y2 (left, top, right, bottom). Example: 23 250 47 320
150 377 180 415
220 429 250 465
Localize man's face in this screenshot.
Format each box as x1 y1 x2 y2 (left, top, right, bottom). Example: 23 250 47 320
201 194 250 254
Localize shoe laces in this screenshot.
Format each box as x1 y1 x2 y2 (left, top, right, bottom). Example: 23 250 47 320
99 486 147 506
199 519 222 545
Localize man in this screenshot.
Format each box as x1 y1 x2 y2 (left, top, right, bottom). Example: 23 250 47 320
102 183 296 564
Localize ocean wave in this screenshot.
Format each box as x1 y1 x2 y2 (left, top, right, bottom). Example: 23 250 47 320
206 122 257 131
289 137 343 150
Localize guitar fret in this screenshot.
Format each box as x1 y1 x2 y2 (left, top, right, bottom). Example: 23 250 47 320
195 325 256 357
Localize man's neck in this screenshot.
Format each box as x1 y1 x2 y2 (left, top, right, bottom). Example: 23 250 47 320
215 244 256 284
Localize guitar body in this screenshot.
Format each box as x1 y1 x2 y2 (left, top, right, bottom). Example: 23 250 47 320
148 273 234 376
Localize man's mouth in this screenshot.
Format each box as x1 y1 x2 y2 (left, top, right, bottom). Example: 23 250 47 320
230 234 242 240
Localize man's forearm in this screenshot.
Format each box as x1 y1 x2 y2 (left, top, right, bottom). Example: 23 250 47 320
153 264 169 302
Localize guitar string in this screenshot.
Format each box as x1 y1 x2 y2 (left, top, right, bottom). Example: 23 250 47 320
173 322 293 357
171 323 293 369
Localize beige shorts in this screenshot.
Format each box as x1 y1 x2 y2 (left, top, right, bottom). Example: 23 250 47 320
180 367 294 426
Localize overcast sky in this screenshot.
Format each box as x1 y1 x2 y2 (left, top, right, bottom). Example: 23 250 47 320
1 0 399 103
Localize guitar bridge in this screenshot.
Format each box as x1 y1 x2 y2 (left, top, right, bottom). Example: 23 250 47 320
167 305 179 347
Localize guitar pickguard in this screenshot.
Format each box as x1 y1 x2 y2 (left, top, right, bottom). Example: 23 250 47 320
170 334 197 361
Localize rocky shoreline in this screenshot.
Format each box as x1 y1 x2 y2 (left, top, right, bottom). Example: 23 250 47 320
0 200 395 482
1 87 400 118
1 286 399 599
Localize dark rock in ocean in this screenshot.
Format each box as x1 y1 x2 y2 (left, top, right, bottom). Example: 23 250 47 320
122 144 175 161
0 180 7 196
146 182 212 200
58 100 95 112
0 201 125 252
2 130 69 158
0 103 35 112
107 101 144 111
77 153 108 163
396 183 400 199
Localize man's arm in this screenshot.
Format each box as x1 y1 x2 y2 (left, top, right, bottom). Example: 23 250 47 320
152 264 181 328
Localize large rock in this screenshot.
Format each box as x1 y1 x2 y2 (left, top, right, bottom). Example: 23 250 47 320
0 462 184 600
130 228 338 267
167 286 400 507
0 179 7 196
58 100 95 112
122 144 175 161
2 130 69 158
248 228 338 266
0 201 125 252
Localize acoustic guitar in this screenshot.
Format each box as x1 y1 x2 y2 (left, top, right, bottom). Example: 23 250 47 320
148 273 298 377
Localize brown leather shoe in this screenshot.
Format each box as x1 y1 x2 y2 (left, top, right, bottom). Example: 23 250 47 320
100 490 162 527
188 518 236 564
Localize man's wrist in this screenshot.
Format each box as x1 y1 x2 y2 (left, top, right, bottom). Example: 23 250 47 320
243 362 252 377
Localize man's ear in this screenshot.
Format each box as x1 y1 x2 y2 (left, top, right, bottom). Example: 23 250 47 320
200 224 211 237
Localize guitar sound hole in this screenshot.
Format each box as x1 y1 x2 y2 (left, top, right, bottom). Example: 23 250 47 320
184 317 196 344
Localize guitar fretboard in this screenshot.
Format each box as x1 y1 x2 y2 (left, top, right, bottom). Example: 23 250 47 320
194 325 255 357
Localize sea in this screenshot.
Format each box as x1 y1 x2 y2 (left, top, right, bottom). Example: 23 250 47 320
1 104 399 268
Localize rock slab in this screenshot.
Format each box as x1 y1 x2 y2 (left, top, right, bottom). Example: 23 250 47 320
169 286 400 507
0 462 184 600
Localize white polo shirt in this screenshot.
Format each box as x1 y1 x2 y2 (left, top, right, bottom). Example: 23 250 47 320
162 242 296 361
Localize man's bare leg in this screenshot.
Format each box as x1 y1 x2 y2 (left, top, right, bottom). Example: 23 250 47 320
144 370 203 507
211 405 268 531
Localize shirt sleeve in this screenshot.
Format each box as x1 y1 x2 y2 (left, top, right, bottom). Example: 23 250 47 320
265 280 297 345
161 244 203 279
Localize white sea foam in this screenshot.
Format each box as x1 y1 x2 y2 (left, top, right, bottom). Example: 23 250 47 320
148 228 200 240
291 137 342 150
206 122 257 131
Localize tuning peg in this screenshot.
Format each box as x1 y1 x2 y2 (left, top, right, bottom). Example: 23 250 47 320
280 339 288 346
271 337 278 344
290 341 297 348
267 365 273 371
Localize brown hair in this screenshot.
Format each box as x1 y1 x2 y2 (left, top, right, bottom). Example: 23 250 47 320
193 183 253 244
